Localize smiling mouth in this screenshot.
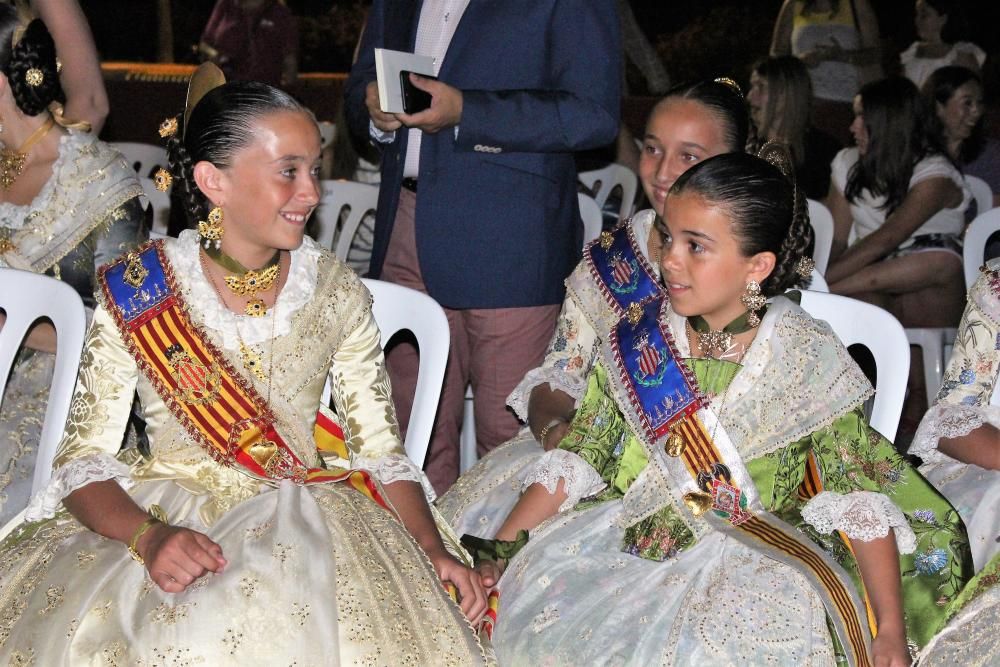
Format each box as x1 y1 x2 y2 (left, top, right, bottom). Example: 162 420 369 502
281 212 309 224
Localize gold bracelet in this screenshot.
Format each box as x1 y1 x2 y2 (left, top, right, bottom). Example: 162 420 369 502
127 504 168 565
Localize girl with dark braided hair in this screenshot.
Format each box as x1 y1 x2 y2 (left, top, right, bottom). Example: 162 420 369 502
0 5 144 524
442 149 972 664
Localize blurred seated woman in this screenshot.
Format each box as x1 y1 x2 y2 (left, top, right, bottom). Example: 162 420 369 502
747 55 842 201
826 76 969 328
438 78 751 532
901 0 985 90
0 7 144 524
923 65 1000 212
0 66 488 664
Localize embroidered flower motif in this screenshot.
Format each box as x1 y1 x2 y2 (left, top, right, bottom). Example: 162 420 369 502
538 575 551 589
914 548 949 575
962 396 979 406
531 604 560 633
995 332 1000 351
959 369 976 384
913 509 936 523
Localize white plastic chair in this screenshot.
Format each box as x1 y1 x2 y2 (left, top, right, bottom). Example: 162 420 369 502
0 268 87 541
578 192 603 247
964 207 1000 290
798 291 909 442
578 163 639 222
112 142 169 180
806 199 834 275
311 180 379 257
460 385 477 473
321 279 449 469
138 177 171 237
966 174 993 217
906 327 958 402
807 268 829 293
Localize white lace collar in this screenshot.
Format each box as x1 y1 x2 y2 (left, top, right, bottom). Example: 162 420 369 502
166 229 320 349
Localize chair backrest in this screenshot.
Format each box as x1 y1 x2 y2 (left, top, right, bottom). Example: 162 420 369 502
0 268 87 494
112 142 169 180
966 174 993 217
806 198 834 275
964 207 1000 289
798 291 909 442
138 177 171 236
312 180 379 257
578 192 603 247
320 279 449 468
578 163 639 222
807 268 829 292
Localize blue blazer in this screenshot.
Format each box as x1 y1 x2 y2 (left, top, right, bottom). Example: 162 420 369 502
345 0 621 309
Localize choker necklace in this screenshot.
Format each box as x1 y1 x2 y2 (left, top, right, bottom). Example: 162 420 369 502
687 309 764 360
202 245 281 317
0 116 56 190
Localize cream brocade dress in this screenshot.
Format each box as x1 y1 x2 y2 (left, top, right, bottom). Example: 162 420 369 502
0 231 486 665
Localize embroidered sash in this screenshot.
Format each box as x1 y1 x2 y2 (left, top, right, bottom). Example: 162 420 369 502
98 241 389 510
585 222 661 318
608 295 874 667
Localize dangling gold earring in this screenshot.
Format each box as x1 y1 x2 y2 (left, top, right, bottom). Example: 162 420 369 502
198 206 224 249
740 279 766 328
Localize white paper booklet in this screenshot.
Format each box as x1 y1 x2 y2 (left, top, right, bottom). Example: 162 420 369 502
374 48 436 114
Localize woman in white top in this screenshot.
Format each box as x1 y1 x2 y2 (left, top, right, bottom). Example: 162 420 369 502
900 0 985 90
826 76 969 328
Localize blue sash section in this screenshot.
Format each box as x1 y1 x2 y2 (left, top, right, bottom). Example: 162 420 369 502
102 242 171 323
610 296 704 438
586 224 660 315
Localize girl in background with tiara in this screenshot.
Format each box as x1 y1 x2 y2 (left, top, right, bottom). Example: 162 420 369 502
0 5 145 525
0 64 489 664
454 149 971 665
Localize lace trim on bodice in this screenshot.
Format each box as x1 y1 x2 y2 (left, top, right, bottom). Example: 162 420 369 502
167 229 320 348
24 452 133 521
801 490 917 554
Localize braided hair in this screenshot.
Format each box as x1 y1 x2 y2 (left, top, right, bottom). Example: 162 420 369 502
160 81 307 226
669 150 814 296
0 6 64 116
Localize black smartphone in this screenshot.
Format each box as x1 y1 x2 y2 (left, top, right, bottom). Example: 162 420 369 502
400 71 434 114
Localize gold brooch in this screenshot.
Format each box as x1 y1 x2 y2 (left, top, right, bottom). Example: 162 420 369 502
599 231 614 250
626 301 644 325
24 68 43 87
153 167 172 192
158 117 179 138
122 252 149 289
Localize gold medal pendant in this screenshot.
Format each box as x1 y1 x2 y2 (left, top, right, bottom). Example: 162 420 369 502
246 298 267 317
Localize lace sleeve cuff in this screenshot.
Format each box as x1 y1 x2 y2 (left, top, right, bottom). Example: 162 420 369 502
911 403 998 465
522 449 606 512
23 452 133 522
508 368 587 422
801 490 916 554
352 453 437 503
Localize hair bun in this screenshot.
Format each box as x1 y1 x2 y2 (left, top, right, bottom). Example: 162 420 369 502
4 18 64 116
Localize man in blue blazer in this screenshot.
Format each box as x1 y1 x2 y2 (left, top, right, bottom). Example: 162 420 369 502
345 0 621 491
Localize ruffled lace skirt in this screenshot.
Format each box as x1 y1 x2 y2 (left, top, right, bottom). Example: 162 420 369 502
0 479 486 665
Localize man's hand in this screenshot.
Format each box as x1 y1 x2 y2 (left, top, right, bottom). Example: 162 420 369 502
398 74 463 134
366 80 402 132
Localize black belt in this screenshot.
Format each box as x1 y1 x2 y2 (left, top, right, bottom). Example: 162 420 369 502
401 177 418 193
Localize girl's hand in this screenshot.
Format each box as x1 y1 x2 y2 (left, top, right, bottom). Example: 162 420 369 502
475 559 504 589
426 548 488 623
138 524 227 593
871 629 912 667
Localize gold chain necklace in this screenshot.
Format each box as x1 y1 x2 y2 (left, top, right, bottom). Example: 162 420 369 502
0 116 56 190
200 250 278 397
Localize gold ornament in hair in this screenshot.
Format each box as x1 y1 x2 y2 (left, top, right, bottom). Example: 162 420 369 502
24 67 42 87
795 257 815 278
158 117 178 138
756 141 794 179
713 77 743 98
183 62 226 140
153 167 172 192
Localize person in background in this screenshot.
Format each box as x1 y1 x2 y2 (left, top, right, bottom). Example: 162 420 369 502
826 76 969 329
345 0 622 494
198 0 297 88
770 0 882 146
27 0 108 133
901 0 985 90
747 54 841 202
0 7 145 525
923 65 1000 212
